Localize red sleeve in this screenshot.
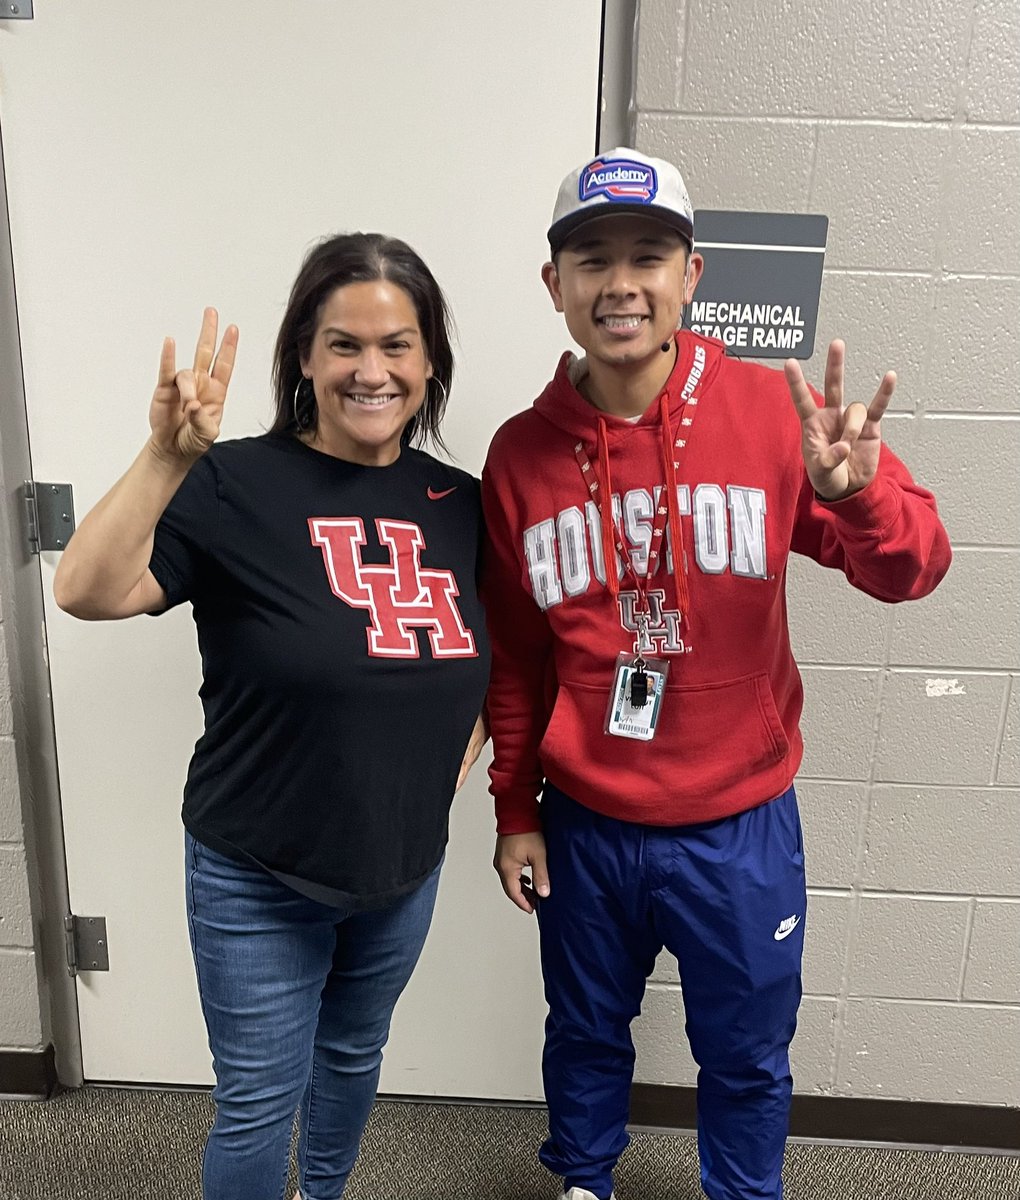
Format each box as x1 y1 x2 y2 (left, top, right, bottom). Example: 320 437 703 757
481 455 555 835
790 442 952 601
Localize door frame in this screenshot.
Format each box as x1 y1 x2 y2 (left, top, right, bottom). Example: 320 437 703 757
0 122 83 1089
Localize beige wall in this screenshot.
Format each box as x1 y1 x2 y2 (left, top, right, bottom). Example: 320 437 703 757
630 0 1019 1104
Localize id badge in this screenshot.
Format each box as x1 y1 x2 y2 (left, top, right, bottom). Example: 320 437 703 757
604 652 669 741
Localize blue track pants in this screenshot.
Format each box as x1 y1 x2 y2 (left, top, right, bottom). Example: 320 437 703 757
537 783 806 1200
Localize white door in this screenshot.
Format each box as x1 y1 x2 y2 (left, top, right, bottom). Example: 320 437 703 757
1 1 601 1091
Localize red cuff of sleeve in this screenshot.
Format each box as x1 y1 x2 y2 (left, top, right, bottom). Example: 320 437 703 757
818 473 902 533
494 788 542 835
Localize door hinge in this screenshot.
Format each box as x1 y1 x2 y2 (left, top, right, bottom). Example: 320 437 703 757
0 2 34 19
23 481 75 553
64 914 110 977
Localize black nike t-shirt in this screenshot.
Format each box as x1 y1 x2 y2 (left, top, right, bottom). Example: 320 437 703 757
149 433 490 908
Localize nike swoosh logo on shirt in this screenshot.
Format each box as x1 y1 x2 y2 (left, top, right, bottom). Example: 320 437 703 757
427 486 457 500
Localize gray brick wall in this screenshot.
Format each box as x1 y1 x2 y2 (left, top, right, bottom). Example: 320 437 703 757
1 144 49 1064
633 0 1019 1103
0 0 1015 1107
0 565 44 1054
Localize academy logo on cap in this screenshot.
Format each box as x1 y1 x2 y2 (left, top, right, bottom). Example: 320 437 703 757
548 146 694 255
579 157 658 205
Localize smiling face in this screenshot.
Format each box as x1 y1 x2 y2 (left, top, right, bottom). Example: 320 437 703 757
300 279 432 466
543 214 703 372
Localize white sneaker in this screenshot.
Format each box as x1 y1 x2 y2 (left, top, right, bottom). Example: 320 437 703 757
559 1190 617 1200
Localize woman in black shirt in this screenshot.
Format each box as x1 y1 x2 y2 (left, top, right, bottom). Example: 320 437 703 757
54 233 490 1200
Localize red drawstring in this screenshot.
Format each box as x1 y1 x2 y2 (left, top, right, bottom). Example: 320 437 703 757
596 417 619 600
660 394 691 623
589 400 691 626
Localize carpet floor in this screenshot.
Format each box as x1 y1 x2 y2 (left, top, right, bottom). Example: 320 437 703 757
1 1087 1017 1199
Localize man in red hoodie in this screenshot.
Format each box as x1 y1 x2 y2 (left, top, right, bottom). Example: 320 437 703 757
481 147 950 1200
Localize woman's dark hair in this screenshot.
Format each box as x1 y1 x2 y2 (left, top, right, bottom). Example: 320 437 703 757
270 232 454 451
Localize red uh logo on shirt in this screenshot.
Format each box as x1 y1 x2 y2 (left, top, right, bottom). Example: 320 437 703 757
309 517 477 659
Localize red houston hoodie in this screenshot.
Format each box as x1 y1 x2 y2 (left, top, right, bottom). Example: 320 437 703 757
481 331 951 835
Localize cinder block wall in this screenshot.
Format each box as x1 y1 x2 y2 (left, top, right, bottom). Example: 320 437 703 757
630 0 1019 1104
1 138 48 1067
0 490 45 1060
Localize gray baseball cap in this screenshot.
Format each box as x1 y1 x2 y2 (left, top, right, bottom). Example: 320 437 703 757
548 147 694 255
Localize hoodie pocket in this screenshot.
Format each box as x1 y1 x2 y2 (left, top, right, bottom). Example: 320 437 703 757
539 670 792 815
663 670 791 769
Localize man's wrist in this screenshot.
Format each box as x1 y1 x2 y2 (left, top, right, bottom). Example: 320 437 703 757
815 483 864 504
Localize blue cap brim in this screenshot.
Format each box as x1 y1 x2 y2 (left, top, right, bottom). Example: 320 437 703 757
548 204 694 255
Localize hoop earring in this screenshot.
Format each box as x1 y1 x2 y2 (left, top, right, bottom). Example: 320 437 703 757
428 377 448 406
293 377 315 431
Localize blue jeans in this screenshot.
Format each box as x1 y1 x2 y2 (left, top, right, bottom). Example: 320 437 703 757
537 785 806 1200
185 832 441 1200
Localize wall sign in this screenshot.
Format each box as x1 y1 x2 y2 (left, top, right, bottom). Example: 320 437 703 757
686 211 828 359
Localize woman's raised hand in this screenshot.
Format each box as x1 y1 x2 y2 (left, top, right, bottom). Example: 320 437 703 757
149 308 238 462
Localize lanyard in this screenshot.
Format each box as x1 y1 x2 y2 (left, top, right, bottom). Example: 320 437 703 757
573 341 706 638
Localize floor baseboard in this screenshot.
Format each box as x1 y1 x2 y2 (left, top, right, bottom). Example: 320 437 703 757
0 1044 58 1099
630 1084 1020 1153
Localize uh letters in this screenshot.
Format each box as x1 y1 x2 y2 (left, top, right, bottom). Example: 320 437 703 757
309 516 478 660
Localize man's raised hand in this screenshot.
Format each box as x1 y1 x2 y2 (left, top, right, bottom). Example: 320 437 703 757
784 339 894 501
149 307 238 462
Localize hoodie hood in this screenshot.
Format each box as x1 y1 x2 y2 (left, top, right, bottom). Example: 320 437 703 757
530 330 725 623
533 329 726 445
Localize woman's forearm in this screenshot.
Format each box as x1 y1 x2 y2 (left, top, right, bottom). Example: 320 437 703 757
53 439 195 619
